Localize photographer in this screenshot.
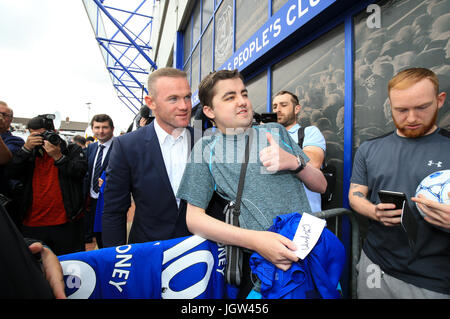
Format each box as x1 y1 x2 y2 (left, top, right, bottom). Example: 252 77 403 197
8 115 87 255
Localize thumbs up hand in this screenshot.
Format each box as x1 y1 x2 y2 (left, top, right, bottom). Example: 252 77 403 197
259 132 298 173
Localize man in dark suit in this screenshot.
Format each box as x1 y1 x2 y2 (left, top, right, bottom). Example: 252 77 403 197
102 68 200 247
85 114 114 248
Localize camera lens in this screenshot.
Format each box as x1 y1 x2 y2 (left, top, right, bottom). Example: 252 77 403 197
47 134 60 145
42 131 60 145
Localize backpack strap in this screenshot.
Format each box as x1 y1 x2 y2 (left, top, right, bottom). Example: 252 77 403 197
297 126 305 147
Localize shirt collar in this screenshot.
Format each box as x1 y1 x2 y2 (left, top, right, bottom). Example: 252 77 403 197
288 123 301 134
98 136 114 148
154 118 186 147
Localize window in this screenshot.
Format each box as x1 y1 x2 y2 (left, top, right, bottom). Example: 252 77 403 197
246 70 267 115
184 57 191 87
201 21 213 81
192 1 201 47
183 17 192 62
235 0 268 49
353 0 450 148
191 44 200 92
202 0 214 31
272 25 345 208
271 0 288 16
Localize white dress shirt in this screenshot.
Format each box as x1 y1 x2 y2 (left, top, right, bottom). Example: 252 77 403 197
90 137 114 199
154 119 189 207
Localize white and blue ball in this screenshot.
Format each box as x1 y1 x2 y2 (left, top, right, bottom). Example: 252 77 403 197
415 170 450 231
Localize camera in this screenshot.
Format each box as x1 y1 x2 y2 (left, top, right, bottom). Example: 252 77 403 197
253 112 278 125
39 130 61 146
35 114 61 145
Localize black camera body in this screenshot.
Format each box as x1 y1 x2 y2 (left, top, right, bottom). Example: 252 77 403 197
39 130 61 146
253 112 278 125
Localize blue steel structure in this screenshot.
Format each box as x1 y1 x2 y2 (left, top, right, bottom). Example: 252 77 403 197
82 0 157 115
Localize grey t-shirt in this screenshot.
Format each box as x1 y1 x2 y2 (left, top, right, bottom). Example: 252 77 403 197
351 128 450 294
177 123 312 231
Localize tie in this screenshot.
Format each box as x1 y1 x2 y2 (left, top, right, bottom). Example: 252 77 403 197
93 144 105 193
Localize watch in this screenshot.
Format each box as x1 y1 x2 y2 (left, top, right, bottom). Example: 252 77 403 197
291 155 306 174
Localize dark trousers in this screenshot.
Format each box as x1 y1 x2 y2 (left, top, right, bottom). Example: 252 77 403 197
84 197 97 242
22 218 84 256
85 196 103 248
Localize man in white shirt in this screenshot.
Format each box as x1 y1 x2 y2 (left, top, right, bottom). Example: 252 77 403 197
272 90 326 212
102 68 199 246
153 118 189 208
85 114 115 248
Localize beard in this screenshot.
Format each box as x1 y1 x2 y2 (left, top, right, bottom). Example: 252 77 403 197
277 111 297 128
393 107 438 138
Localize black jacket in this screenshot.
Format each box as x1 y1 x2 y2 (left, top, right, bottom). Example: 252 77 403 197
102 124 200 246
0 203 53 298
7 141 88 222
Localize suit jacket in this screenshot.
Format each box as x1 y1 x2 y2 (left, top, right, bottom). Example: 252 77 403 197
85 140 113 198
102 122 200 247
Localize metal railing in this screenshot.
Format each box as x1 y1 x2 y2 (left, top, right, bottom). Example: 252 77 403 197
315 208 360 299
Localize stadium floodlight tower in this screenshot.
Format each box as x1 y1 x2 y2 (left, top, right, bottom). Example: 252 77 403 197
82 0 158 115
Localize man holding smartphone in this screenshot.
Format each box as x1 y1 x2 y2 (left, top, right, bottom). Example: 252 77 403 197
349 68 449 299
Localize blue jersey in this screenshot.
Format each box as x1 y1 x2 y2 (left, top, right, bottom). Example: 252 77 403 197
249 212 345 299
58 235 226 299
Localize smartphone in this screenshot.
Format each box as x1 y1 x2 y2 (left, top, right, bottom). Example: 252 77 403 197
378 190 407 209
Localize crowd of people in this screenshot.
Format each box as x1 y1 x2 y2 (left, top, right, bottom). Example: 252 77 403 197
0 66 449 299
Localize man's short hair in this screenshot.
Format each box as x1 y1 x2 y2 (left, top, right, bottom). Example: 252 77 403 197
273 90 300 106
90 114 114 128
72 135 86 145
198 69 244 108
147 67 187 97
388 67 439 96
0 101 13 117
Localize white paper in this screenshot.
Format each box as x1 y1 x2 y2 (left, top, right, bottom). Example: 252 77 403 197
293 213 326 260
